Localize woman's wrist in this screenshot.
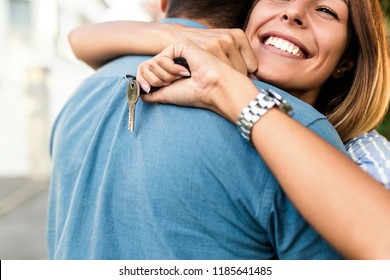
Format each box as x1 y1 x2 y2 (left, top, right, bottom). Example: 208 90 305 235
236 89 294 143
158 23 189 53
213 71 259 123
212 70 294 143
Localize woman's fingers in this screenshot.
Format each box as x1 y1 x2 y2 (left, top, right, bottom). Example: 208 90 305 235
207 29 257 74
139 39 225 108
137 56 190 92
181 28 257 74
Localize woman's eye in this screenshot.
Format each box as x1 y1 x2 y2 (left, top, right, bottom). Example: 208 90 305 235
271 0 291 3
317 6 339 20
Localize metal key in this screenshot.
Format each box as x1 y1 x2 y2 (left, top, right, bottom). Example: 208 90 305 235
126 77 140 132
123 58 190 132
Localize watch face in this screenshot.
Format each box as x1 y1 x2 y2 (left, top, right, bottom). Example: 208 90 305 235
237 89 294 143
265 89 294 117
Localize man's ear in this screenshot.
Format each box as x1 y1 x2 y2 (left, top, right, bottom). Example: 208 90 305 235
332 55 354 79
160 0 168 13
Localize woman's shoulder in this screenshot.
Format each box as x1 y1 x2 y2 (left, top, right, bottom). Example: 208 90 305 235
345 130 390 150
346 130 390 189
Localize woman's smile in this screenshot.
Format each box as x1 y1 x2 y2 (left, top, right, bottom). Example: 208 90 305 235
245 0 349 103
261 33 309 59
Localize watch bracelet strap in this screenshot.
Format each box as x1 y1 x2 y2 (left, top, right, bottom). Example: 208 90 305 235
236 88 294 143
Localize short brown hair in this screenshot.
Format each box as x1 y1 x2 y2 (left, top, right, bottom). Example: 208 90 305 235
166 0 254 29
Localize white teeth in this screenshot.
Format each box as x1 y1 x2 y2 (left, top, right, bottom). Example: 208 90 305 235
264 36 304 57
282 41 289 51
275 38 283 48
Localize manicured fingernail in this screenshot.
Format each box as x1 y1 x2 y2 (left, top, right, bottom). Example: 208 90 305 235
180 71 191 77
162 82 171 86
141 83 150 93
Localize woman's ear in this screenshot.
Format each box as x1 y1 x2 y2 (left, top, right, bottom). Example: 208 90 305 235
160 0 168 13
332 56 354 79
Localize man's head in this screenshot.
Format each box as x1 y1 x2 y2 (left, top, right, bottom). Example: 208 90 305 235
160 0 255 29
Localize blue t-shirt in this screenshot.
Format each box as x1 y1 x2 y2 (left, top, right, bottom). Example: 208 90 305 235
47 19 345 260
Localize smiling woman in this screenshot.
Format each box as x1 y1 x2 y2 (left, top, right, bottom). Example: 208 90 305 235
244 0 351 107
66 0 390 259
68 0 388 144
135 0 390 259
130 0 388 144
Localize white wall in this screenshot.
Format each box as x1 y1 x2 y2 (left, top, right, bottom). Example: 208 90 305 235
0 0 28 177
0 0 157 178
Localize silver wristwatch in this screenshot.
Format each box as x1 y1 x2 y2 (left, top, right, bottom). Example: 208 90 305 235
236 89 294 143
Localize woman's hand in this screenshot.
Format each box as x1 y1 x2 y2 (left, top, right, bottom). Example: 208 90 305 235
136 27 257 87
137 38 259 123
176 28 257 75
69 21 257 71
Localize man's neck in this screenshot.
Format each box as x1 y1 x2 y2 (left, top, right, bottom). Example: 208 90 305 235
184 17 213 28
162 17 211 28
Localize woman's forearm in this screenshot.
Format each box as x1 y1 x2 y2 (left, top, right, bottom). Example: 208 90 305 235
68 21 182 69
139 40 390 259
217 76 390 259
69 22 257 73
251 109 390 259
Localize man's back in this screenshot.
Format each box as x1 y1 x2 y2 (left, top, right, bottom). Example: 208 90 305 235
48 19 344 260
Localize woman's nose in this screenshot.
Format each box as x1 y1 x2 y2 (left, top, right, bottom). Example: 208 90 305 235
281 3 308 28
282 14 304 26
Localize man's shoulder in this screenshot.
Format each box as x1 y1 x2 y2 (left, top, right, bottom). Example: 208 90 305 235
251 80 345 151
251 80 324 124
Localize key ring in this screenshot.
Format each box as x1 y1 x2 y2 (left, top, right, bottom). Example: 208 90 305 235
124 74 136 82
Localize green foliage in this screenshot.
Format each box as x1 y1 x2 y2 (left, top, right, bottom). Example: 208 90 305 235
377 1 390 139
382 0 390 18
378 114 390 140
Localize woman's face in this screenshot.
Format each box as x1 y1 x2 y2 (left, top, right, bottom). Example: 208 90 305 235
245 0 350 104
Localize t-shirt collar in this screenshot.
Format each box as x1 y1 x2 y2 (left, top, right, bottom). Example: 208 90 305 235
161 18 208 29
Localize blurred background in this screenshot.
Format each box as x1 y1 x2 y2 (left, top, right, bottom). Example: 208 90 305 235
0 0 389 259
0 0 161 259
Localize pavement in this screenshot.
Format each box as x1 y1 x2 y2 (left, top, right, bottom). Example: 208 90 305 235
0 177 49 260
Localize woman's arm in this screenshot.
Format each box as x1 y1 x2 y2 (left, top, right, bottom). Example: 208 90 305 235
250 109 390 260
138 39 390 259
68 21 181 69
68 21 257 73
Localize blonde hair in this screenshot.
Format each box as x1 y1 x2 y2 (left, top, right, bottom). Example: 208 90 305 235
319 0 390 142
247 0 390 143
